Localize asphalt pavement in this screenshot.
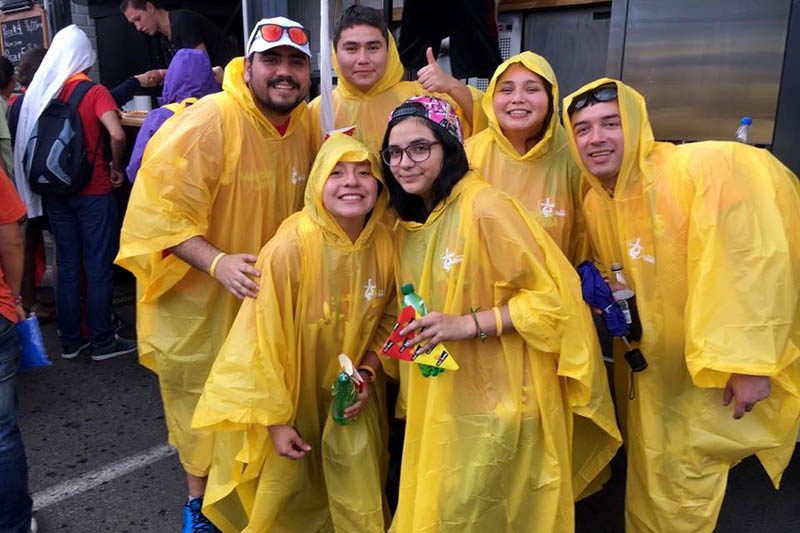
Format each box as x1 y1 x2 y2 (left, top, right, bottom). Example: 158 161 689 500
18 300 184 532
16 297 800 532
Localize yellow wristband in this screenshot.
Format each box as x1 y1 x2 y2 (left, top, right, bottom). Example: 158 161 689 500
208 252 226 278
493 306 503 336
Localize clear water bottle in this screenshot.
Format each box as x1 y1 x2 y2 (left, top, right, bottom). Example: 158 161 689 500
610 263 642 342
735 117 752 144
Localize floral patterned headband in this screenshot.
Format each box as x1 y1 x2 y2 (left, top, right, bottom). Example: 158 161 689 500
389 95 464 144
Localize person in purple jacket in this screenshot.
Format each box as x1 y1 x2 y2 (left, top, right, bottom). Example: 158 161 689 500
126 48 220 181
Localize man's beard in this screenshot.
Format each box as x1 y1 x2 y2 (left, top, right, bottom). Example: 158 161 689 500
254 76 307 115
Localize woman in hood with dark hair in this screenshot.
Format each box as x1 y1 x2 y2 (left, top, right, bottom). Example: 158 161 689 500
380 95 619 532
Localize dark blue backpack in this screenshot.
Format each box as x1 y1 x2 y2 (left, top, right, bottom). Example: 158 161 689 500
24 80 96 196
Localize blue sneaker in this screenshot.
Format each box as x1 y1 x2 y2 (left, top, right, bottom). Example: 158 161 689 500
61 339 90 360
91 335 137 361
182 497 217 533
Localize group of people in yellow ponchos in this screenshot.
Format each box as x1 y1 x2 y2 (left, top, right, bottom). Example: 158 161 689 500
116 5 800 533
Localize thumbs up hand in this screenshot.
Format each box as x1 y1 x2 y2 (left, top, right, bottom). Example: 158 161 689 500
417 46 456 94
425 46 437 66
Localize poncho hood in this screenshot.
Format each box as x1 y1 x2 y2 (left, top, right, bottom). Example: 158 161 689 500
158 48 220 106
562 78 664 201
304 133 388 247
483 51 563 161
332 32 404 99
223 56 308 137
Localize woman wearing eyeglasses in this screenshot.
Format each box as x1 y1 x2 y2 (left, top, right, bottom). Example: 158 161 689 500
465 52 587 264
380 96 620 532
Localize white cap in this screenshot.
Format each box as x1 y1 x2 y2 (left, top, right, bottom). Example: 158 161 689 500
246 16 311 57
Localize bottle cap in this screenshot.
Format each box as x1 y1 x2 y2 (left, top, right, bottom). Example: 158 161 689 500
611 262 623 271
624 347 648 372
401 283 415 295
740 117 752 126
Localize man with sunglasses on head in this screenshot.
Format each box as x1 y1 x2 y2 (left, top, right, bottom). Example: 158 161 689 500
117 16 313 533
121 0 238 73
564 78 800 532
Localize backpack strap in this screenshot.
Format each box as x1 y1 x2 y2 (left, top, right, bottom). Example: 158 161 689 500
66 80 95 108
8 93 23 143
66 80 105 176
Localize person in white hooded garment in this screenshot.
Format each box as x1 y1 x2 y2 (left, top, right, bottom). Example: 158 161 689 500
13 25 136 362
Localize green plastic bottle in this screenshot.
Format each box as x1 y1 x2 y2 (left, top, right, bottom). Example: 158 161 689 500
331 371 358 425
401 283 444 377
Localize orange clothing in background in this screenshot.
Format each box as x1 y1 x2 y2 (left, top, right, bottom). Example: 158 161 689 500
0 171 26 322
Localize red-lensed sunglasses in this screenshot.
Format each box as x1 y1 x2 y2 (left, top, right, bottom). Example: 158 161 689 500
257 24 309 46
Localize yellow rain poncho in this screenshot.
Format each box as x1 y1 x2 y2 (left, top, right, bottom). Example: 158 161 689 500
465 52 586 263
562 78 800 532
116 58 313 477
192 134 395 533
309 33 482 153
390 172 620 532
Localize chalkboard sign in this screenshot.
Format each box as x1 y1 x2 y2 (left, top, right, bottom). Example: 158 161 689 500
0 5 49 65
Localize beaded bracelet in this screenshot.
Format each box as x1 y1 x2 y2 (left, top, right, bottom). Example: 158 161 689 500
470 307 488 342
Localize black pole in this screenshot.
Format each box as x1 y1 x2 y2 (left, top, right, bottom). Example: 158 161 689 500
51 0 74 32
772 0 800 174
384 0 392 28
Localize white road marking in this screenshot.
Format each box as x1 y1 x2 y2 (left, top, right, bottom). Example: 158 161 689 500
32 443 177 511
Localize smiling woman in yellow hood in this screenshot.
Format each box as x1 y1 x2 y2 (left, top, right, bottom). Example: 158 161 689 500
562 78 800 532
192 134 396 533
465 52 586 263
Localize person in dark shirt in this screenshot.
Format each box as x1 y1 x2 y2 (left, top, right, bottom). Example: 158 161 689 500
120 0 238 71
399 0 503 79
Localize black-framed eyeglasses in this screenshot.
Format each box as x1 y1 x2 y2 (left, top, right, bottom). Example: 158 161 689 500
567 83 618 116
381 142 441 166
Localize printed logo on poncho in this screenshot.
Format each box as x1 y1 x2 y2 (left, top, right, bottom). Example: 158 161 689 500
291 167 306 184
627 237 655 264
441 248 463 272
363 278 384 301
538 197 566 219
